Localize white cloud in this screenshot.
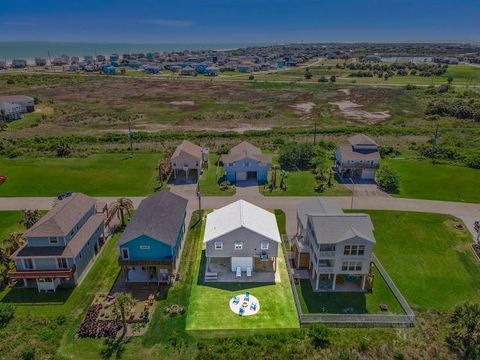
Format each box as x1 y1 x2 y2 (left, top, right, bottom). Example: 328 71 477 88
141 19 194 27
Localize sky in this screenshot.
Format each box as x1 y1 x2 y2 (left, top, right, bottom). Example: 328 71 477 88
0 0 479 43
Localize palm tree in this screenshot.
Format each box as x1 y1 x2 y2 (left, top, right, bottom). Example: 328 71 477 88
110 198 134 227
20 209 41 229
6 232 25 254
114 292 136 339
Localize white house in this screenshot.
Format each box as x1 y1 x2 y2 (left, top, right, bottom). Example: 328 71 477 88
335 134 381 180
170 140 208 179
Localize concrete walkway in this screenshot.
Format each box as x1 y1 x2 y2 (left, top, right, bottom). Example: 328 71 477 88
0 194 479 240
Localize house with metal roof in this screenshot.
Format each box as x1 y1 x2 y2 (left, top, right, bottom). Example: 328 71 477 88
10 193 105 292
203 200 281 282
335 134 381 180
292 198 376 292
170 140 208 180
221 141 272 182
118 191 188 284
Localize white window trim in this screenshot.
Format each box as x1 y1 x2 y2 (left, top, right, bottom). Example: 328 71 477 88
23 258 35 270
234 242 243 250
56 257 68 269
214 241 223 250
260 241 269 250
122 248 130 260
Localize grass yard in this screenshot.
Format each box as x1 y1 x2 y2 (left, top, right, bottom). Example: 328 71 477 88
186 211 299 331
198 153 235 196
385 158 480 203
295 267 404 314
365 210 480 310
260 170 351 197
0 153 161 197
0 211 23 243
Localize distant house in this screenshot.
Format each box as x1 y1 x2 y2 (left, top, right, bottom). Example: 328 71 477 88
96 54 106 63
204 66 219 76
221 141 272 182
11 59 27 68
143 66 161 74
101 64 116 75
0 61 6 70
238 64 254 73
0 95 35 113
171 140 208 179
0 100 23 121
118 191 188 284
204 200 281 281
9 193 106 292
34 57 47 66
335 134 380 180
365 55 381 62
292 198 376 291
180 66 196 76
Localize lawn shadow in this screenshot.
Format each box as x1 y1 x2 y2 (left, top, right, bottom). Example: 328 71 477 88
1 285 74 305
298 279 368 314
196 250 274 291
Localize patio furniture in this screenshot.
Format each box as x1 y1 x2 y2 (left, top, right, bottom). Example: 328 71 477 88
239 307 245 316
245 292 250 301
236 267 242 278
232 296 240 305
246 267 252 277
250 302 257 311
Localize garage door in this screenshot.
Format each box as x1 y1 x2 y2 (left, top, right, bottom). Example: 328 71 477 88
231 257 253 272
361 169 375 180
236 172 247 181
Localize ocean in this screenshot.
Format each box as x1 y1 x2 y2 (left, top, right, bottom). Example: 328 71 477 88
0 41 265 61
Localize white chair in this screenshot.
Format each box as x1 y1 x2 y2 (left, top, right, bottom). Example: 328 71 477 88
246 267 252 277
236 267 242 278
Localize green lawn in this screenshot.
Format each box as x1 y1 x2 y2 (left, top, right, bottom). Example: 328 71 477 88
385 158 480 203
365 210 480 310
296 267 404 314
260 170 351 196
186 211 300 331
199 153 235 196
0 153 161 197
0 211 23 243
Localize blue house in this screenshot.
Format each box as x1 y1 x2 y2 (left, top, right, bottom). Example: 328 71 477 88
118 192 188 284
144 66 161 74
10 193 105 292
101 64 116 75
195 64 207 74
204 66 219 76
221 141 272 182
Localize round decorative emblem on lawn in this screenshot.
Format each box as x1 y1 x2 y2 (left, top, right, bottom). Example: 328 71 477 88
229 293 260 316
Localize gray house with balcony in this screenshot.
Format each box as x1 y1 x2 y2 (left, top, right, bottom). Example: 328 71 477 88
335 134 380 180
10 193 105 292
293 198 376 292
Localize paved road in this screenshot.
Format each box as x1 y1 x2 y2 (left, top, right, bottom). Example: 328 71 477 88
1 193 479 240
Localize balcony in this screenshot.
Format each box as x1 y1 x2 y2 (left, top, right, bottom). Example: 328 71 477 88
318 250 336 257
8 266 76 280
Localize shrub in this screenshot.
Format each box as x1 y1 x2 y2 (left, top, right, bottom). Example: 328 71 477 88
278 142 318 171
0 303 15 327
308 324 331 349
21 347 36 360
466 153 480 169
375 164 400 193
447 302 480 359
393 350 405 360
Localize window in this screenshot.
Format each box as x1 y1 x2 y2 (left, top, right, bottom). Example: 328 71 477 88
122 248 129 259
234 241 243 250
214 241 223 250
260 241 269 250
49 236 59 244
23 258 34 270
358 245 365 256
344 245 365 256
319 244 335 252
140 245 150 250
57 258 68 269
341 261 362 272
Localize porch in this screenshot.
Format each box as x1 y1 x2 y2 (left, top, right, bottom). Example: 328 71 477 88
308 271 372 292
205 257 280 283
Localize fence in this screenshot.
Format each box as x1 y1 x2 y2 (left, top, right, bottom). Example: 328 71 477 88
282 236 416 327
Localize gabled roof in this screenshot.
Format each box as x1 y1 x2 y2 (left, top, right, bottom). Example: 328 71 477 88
118 191 188 247
171 140 202 160
24 193 96 238
338 145 381 161
297 198 342 229
307 214 375 244
204 200 281 243
348 134 378 147
220 141 272 164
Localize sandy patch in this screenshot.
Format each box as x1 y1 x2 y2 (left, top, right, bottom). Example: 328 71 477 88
329 100 390 122
338 88 351 95
169 100 196 106
290 102 316 114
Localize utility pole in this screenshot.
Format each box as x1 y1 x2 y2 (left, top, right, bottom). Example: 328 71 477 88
349 177 355 209
127 118 134 157
313 120 317 145
431 124 440 164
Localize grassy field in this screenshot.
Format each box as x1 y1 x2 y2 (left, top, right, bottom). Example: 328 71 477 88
0 153 161 197
296 267 404 314
385 158 480 203
260 170 351 196
0 211 23 243
198 153 235 196
186 211 299 331
366 210 480 310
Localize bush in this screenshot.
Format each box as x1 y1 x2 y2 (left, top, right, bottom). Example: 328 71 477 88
466 153 480 169
309 324 331 349
447 302 480 359
0 303 15 327
278 142 318 171
375 164 400 193
21 347 36 360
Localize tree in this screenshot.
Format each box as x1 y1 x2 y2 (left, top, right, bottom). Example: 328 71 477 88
109 198 134 227
0 120 7 132
447 302 480 359
20 209 41 229
318 75 328 82
304 68 313 80
5 232 25 254
0 303 15 328
329 75 336 82
447 76 454 85
279 170 288 190
56 143 72 157
375 165 400 193
114 292 136 339
278 142 318 171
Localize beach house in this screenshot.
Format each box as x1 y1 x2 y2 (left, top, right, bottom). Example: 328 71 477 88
221 141 271 182
335 134 381 180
